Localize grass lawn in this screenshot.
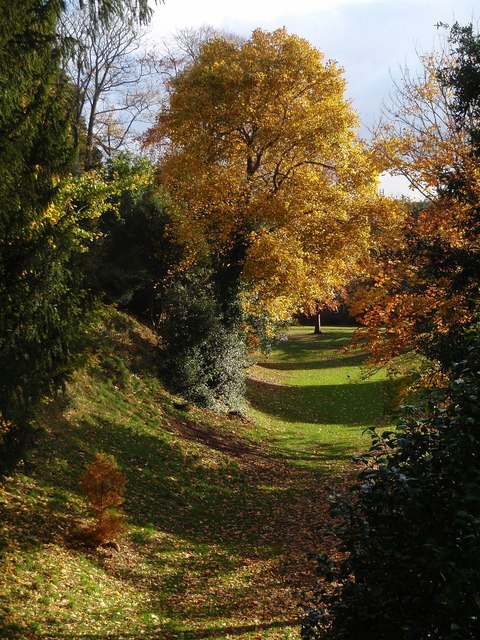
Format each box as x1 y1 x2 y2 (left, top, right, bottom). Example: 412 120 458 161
0 314 391 639
247 325 391 470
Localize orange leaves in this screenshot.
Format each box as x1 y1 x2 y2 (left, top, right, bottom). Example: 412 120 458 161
354 31 480 369
79 453 127 546
351 195 479 368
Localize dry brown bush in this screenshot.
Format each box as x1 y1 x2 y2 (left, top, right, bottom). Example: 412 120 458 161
79 452 127 546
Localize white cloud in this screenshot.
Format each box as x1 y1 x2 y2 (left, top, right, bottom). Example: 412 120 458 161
151 0 381 37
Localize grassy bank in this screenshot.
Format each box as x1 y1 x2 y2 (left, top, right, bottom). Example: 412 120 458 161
1 313 389 639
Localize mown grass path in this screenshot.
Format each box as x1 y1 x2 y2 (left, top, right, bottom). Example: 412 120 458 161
248 326 390 470
0 317 390 640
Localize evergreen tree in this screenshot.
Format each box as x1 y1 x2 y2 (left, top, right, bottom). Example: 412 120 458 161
0 0 86 468
0 1 155 470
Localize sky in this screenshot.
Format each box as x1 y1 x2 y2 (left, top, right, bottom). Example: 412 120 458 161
148 0 478 196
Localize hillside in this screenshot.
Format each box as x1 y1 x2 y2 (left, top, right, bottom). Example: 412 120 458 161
0 310 386 639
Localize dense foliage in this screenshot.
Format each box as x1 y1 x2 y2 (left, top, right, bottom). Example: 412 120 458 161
353 23 480 369
159 275 248 411
0 0 87 468
0 0 154 472
145 28 394 326
88 155 180 320
302 23 480 639
302 325 480 639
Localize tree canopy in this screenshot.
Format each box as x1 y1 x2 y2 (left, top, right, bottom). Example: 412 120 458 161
145 28 394 324
0 0 85 466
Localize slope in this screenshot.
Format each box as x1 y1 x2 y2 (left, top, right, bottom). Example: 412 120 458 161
0 310 383 639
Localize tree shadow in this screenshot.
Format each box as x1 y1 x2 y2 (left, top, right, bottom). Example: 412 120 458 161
35 617 299 638
1 324 364 638
1 408 330 637
278 331 352 353
246 378 389 426
5 402 332 552
260 351 366 371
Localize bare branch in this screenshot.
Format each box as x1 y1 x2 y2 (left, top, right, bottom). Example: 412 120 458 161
59 4 161 167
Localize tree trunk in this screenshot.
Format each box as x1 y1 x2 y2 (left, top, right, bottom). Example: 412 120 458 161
314 312 322 334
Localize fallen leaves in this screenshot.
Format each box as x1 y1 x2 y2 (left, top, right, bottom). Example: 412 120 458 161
0 313 355 639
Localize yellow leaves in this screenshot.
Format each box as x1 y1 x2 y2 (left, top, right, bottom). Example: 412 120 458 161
146 28 384 319
242 227 349 322
0 415 14 444
243 230 307 305
23 163 156 256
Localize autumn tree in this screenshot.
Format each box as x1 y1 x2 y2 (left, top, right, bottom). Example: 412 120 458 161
352 23 480 369
302 26 480 639
79 452 127 546
145 28 392 328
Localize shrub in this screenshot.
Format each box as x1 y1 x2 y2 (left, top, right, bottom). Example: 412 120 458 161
159 276 248 412
89 156 180 320
79 452 126 546
301 328 480 640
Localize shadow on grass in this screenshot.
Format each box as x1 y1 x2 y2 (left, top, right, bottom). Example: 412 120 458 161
36 617 299 638
260 351 366 371
8 406 323 557
1 315 342 640
247 378 389 426
76 415 323 548
272 437 367 463
0 406 329 637
281 329 354 349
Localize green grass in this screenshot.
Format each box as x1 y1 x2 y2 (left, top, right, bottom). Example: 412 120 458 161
0 313 391 639
247 326 391 468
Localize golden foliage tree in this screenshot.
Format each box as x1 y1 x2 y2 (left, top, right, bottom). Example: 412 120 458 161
145 28 392 324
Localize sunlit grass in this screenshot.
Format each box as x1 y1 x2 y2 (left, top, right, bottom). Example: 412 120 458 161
247 325 392 469
1 311 346 640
